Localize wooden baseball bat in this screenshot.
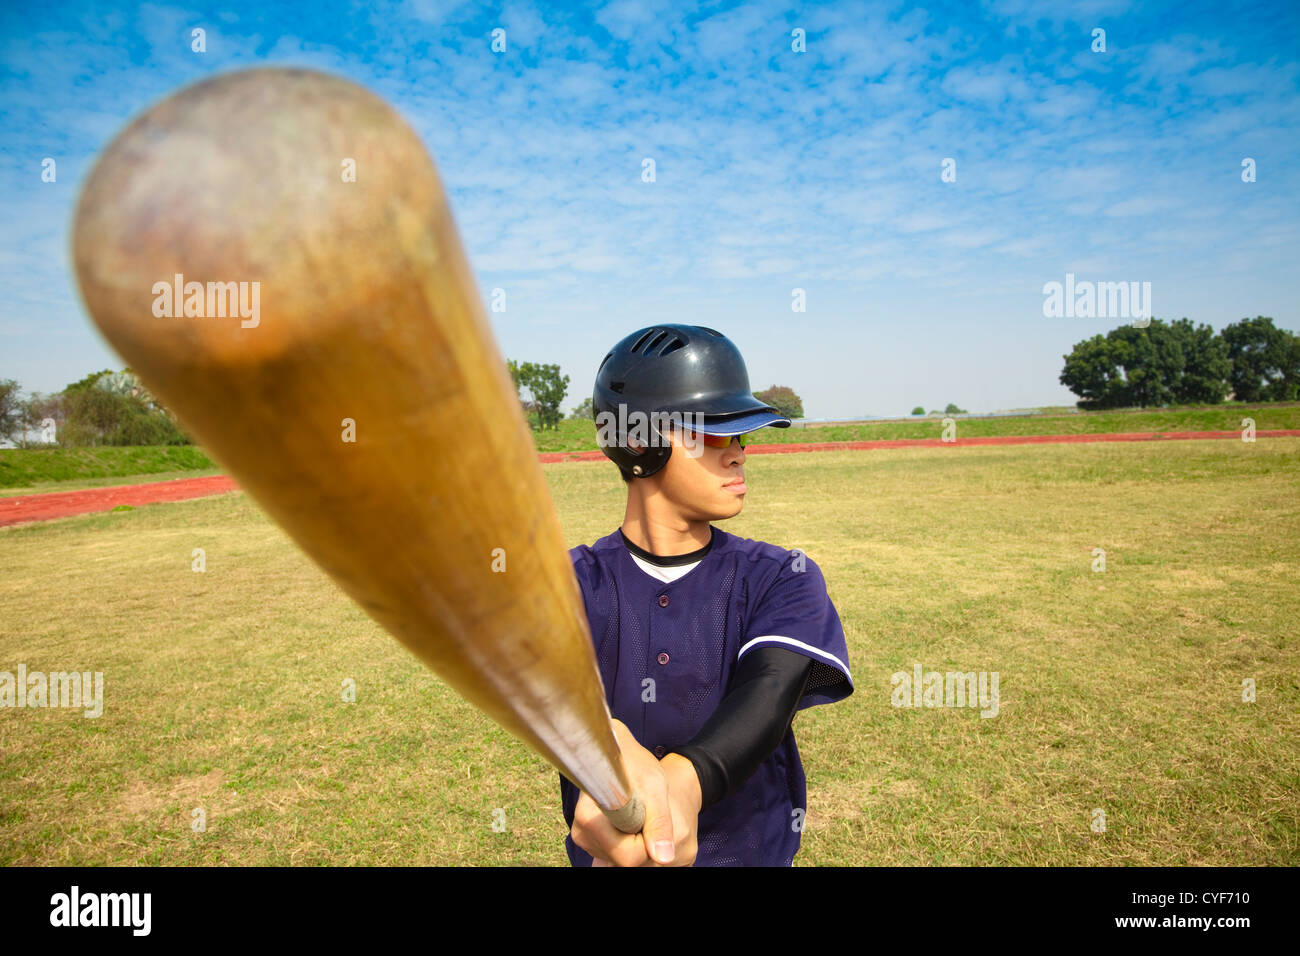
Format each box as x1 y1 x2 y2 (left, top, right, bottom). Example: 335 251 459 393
71 67 644 835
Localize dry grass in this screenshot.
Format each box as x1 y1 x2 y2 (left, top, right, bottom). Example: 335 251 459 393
1 438 1297 865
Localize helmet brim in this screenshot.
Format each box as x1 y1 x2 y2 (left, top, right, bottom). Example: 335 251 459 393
693 409 792 435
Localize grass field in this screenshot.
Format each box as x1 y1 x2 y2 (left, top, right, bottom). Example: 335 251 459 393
0 446 219 496
1 438 1297 865
3 402 1298 494
528 402 1300 451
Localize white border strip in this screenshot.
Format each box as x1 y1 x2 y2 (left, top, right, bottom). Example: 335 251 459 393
737 635 852 679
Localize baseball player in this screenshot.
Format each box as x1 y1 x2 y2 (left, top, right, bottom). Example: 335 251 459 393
560 324 854 866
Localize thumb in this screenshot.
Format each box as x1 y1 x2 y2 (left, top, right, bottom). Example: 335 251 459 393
639 778 676 865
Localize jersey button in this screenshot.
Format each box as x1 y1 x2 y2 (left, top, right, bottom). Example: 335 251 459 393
653 746 666 758
657 652 670 665
658 594 670 607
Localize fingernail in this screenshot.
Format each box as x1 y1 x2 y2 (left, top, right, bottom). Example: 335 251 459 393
655 841 675 864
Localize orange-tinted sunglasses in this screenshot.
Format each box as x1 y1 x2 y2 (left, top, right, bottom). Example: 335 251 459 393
673 425 748 449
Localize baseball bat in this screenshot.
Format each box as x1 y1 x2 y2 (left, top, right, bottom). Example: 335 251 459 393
71 67 644 835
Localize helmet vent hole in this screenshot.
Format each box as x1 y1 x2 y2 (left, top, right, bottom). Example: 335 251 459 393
597 352 612 373
630 330 658 353
660 337 685 356
645 330 669 352
610 381 625 394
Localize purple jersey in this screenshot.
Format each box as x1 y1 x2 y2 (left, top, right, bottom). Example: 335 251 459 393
560 525 854 866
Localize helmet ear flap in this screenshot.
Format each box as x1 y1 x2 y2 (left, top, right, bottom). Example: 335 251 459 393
623 423 671 478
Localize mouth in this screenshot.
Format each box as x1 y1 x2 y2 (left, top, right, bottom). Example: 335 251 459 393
724 477 747 494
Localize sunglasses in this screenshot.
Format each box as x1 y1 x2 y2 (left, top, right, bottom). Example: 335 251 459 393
673 426 748 449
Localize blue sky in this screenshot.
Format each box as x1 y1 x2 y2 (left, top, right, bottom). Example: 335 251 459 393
2 0 1297 418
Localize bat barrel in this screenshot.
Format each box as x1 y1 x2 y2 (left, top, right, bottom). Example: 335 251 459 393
72 67 641 825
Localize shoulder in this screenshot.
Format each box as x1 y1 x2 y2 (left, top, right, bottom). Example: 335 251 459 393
719 530 852 707
713 528 825 587
568 529 624 581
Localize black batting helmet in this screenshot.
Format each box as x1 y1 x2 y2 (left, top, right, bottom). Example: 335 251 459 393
593 324 791 479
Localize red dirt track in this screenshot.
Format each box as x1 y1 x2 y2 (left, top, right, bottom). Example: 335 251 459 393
3 429 1297 528
1 475 239 528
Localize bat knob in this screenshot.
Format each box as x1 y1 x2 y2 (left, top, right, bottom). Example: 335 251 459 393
602 793 646 834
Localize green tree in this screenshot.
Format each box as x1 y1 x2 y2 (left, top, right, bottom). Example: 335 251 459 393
1117 322 1183 407
943 402 967 415
506 359 537 418
95 369 159 408
1060 333 1124 409
1061 319 1186 409
53 368 191 447
64 369 114 393
514 361 569 430
1166 318 1230 404
0 379 21 445
1221 316 1297 402
1280 333 1300 402
58 387 130 446
910 406 925 416
754 385 804 419
568 396 594 420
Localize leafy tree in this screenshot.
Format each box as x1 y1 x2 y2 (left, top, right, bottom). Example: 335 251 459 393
1166 318 1230 404
506 358 538 418
37 366 190 446
754 385 804 419
0 379 21 445
1060 333 1124 409
95 369 159 408
943 402 967 415
513 361 569 430
1061 319 1185 409
910 406 925 416
1221 316 1298 402
58 387 128 446
1280 333 1300 402
569 396 595 420
1116 322 1183 407
64 369 114 393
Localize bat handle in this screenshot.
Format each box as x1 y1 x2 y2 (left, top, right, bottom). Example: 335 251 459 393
602 793 646 834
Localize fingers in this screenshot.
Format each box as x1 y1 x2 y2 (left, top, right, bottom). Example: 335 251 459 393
572 791 650 867
573 718 688 867
608 719 676 865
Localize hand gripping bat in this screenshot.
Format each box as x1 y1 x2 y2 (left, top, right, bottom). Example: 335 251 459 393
71 67 644 837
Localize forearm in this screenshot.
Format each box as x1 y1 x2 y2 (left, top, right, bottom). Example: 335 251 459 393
673 647 813 811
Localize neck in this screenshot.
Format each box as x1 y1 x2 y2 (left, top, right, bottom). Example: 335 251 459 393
621 490 712 556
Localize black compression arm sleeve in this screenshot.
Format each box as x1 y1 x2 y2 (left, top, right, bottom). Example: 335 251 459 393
673 646 813 811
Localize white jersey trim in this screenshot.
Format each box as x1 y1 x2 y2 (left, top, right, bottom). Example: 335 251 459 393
737 635 852 678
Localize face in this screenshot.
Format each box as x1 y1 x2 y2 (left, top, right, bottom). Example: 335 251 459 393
645 424 749 521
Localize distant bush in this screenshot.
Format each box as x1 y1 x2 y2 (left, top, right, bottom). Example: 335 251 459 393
56 387 190 447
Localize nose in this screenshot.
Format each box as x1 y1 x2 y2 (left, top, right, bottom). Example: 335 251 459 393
726 437 746 463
